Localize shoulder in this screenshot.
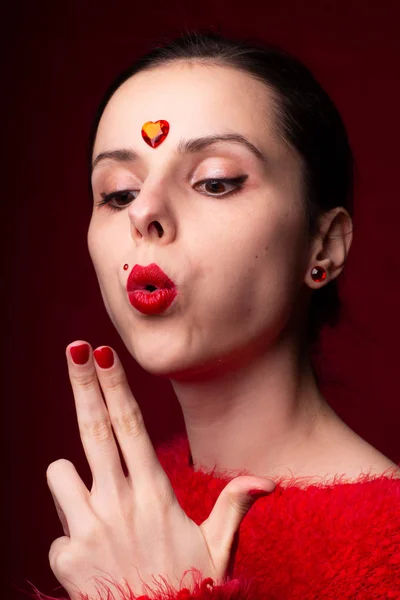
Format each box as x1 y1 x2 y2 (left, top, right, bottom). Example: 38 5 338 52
339 429 400 479
364 455 400 478
321 431 400 483
290 421 400 487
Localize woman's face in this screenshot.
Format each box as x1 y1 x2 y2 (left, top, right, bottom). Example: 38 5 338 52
88 63 312 380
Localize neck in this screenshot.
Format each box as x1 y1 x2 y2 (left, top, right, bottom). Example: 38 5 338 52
170 333 340 479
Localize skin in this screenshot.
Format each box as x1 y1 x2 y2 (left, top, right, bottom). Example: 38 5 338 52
46 61 400 599
88 61 399 483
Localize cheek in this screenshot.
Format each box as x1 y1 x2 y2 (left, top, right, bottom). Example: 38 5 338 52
249 216 307 312
194 209 307 337
87 217 104 267
88 217 123 274
87 220 121 313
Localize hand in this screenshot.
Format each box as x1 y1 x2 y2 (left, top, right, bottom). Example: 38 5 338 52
46 342 276 600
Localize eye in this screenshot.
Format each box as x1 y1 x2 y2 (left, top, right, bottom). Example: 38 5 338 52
195 176 248 197
97 189 137 211
95 175 248 213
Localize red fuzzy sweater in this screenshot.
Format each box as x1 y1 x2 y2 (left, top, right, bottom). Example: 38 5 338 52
30 434 400 600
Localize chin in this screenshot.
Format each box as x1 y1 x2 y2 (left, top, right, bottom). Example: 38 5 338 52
127 340 219 382
120 335 187 378
143 350 238 383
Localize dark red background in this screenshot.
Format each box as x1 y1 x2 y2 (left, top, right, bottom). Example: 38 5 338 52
4 1 400 598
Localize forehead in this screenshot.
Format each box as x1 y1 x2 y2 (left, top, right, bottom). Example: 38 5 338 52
93 63 279 157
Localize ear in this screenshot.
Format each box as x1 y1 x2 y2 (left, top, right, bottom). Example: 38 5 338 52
305 208 353 289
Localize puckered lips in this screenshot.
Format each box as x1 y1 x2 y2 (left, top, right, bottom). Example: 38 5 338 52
126 263 177 315
126 263 176 292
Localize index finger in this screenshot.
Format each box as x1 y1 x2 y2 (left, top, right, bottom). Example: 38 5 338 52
92 345 170 492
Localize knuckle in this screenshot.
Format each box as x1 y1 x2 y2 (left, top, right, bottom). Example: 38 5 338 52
141 475 176 509
80 418 113 444
51 548 77 578
100 500 133 530
112 407 144 438
102 372 125 392
70 370 97 391
78 518 104 545
155 484 176 509
228 493 249 517
48 538 72 576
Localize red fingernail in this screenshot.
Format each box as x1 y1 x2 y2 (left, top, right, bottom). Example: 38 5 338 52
248 488 270 499
93 346 114 369
70 343 90 365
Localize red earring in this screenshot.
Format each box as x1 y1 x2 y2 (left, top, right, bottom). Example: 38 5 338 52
311 266 327 282
123 264 129 270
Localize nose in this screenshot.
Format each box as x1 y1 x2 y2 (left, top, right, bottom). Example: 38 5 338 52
127 182 176 245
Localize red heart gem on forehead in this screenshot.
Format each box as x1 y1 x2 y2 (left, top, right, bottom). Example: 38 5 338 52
141 120 170 148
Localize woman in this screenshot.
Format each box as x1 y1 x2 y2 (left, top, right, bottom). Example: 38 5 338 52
31 30 400 600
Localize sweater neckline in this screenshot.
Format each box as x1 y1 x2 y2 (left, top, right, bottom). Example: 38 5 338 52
156 433 400 491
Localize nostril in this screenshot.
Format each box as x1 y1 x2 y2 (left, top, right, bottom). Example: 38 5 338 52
149 221 163 238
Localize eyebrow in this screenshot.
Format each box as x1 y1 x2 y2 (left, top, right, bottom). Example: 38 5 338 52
91 133 268 175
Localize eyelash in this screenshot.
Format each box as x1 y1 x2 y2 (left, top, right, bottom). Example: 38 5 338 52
96 175 249 212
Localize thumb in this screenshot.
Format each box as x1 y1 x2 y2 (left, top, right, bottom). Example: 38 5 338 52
200 476 276 575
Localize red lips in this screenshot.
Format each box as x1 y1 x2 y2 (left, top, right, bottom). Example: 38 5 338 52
126 263 177 315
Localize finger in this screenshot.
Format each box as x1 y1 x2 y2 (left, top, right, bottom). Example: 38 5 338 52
200 476 276 575
46 459 94 539
92 345 171 491
67 341 127 495
49 486 70 537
